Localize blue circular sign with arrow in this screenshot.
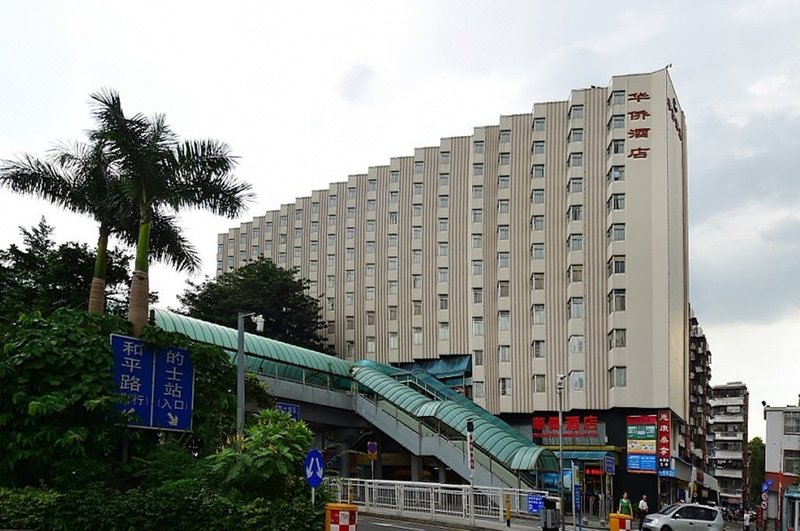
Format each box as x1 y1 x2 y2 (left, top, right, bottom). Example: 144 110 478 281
304 449 325 488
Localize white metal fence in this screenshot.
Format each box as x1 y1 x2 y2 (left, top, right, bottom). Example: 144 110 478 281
327 477 552 528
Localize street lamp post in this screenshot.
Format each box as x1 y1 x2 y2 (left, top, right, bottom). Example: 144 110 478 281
557 373 568 531
237 312 264 439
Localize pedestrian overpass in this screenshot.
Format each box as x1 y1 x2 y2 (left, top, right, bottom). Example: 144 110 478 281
152 309 558 490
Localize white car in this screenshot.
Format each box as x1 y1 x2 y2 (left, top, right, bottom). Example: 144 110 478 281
642 503 725 531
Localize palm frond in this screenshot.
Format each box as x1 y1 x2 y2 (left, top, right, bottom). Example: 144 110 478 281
147 211 201 273
0 155 78 210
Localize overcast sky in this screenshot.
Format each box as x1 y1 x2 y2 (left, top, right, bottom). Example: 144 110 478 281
1 1 797 439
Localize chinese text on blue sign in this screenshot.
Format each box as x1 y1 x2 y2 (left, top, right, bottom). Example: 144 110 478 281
112 334 195 431
528 494 545 514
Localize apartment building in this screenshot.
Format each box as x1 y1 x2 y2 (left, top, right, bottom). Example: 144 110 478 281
218 68 691 497
764 405 800 524
709 382 749 510
685 308 713 469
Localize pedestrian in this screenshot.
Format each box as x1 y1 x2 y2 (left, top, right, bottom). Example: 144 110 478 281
743 511 750 531
619 491 633 518
638 495 649 530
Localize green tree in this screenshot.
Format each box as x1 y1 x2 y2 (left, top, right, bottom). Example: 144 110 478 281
178 257 328 352
0 219 131 324
89 89 253 334
1 137 200 315
748 436 765 505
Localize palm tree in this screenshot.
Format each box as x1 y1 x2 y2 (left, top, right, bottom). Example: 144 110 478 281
0 141 200 314
89 89 253 335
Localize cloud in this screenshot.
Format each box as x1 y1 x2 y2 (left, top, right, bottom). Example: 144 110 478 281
339 63 377 105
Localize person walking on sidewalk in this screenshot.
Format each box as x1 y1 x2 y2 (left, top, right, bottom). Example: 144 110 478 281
619 491 633 517
743 511 750 531
638 495 649 530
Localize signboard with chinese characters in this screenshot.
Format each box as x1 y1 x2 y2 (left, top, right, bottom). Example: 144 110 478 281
276 401 301 420
657 410 672 469
626 415 657 474
531 414 603 445
626 91 652 160
111 334 195 432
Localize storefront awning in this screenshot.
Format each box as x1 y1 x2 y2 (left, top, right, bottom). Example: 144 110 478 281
556 451 614 461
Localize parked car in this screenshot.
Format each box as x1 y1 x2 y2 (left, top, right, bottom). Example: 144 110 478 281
642 503 724 531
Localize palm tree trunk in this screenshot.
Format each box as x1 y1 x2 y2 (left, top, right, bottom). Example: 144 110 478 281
128 211 152 336
88 228 109 315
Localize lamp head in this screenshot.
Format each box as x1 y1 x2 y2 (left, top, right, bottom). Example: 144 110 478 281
252 314 265 333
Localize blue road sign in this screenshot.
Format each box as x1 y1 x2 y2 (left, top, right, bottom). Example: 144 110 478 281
305 450 325 488
574 483 582 513
762 480 773 493
276 401 301 420
604 455 616 475
112 334 194 432
627 454 656 473
528 493 545 514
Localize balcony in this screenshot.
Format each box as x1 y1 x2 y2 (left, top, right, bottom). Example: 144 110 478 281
709 396 744 407
710 450 744 460
715 431 743 441
710 415 744 424
713 468 743 479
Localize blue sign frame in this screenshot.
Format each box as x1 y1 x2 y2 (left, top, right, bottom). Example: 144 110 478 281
112 334 195 432
305 449 325 488
276 401 301 420
528 493 545 514
604 455 616 475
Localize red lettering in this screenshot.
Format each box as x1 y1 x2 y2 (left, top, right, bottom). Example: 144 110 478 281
584 415 599 431
565 416 580 432
532 417 546 431
628 92 650 102
628 128 650 139
628 148 650 159
548 416 560 431
628 110 651 120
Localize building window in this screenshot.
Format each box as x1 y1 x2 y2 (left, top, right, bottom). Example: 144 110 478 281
413 301 422 316
414 161 424 174
438 294 449 310
472 234 483 248
438 322 449 341
568 297 584 319
532 215 544 231
440 151 450 164
473 141 485 154
472 317 484 336
498 281 510 298
500 378 512 396
532 189 544 204
345 269 355 282
532 243 545 260
438 242 448 256
345 248 355 261
366 287 375 300
610 139 625 155
366 263 375 276
499 345 511 362
784 450 800 474
607 193 626 213
532 304 545 325
388 212 398 224
533 374 546 393
472 209 483 222
311 221 319 232
346 227 355 239
570 371 585 391
568 153 583 167
498 252 510 268
438 268 449 282
610 114 625 129
498 199 510 214
279 215 288 227
472 260 483 275
346 207 355 220
412 250 422 263
499 129 511 143
568 177 583 193
327 322 336 335
347 187 356 199
472 288 483 304
532 141 545 155
366 311 376 325
608 256 626 275
608 328 627 349
474 381 485 398
327 234 336 246
279 234 288 245
277 252 286 263
265 221 274 232
569 105 584 120
412 274 422 289
293 247 301 259
389 170 400 183
568 205 584 222
366 220 376 232
609 366 627 388
413 203 423 216
366 241 375 253
227 256 233 268
608 224 626 242
473 163 484 176
499 153 510 165
568 264 583 283
366 199 376 211
569 335 585 353
389 190 400 203
532 272 544 290
388 332 399 349
387 256 398 270
474 349 484 366
413 327 423 345
569 128 584 143
264 241 273 253
413 183 423 195
439 173 450 186
326 297 335 311
533 118 545 131
610 90 626 105
498 175 510 189
472 185 484 199
388 234 398 247
438 195 449 208
367 179 377 191
568 234 584 251
309 241 317 252
412 226 422 239
531 164 544 178
498 225 510 240
533 340 545 358
609 165 625 181
608 289 627 313
388 280 398 295
784 412 800 434
438 218 448 232
388 306 398 320
498 311 511 331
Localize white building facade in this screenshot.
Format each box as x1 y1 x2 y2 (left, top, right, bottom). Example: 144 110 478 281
764 406 800 523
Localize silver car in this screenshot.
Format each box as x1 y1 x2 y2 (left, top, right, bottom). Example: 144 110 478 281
642 503 724 531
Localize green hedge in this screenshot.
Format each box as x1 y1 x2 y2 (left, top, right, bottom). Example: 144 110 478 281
0 482 324 530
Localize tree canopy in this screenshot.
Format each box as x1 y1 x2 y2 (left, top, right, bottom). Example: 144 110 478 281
748 436 765 504
179 258 329 353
